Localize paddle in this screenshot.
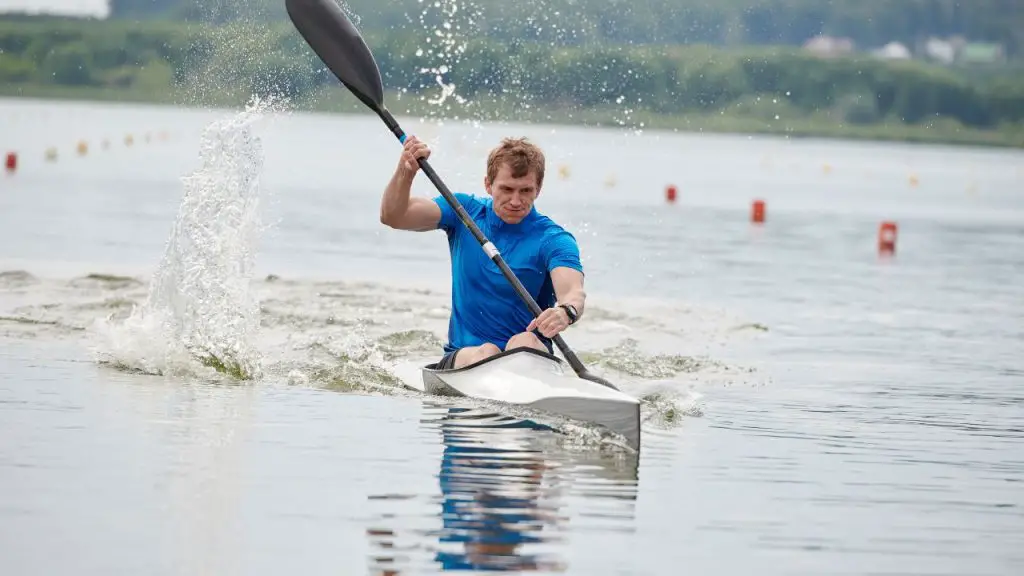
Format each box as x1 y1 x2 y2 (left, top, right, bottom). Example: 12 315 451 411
284 0 617 390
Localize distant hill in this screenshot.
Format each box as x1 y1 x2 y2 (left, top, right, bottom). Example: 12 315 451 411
2 9 1022 147
107 0 1021 57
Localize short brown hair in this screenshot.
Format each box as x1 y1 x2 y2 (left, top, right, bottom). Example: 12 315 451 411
486 137 545 189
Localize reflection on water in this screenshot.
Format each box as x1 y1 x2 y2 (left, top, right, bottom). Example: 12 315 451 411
434 408 564 572
367 406 640 574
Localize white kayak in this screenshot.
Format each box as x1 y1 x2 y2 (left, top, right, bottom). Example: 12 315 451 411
412 347 641 450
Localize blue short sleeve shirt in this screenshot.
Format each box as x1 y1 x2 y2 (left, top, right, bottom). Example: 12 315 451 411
433 193 583 353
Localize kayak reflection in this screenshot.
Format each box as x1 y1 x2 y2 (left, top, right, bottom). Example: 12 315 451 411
366 405 640 574
434 407 565 572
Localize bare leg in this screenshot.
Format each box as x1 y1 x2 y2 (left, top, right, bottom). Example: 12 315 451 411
452 342 501 369
451 333 546 369
504 331 547 352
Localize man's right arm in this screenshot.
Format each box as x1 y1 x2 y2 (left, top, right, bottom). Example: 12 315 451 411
379 136 442 232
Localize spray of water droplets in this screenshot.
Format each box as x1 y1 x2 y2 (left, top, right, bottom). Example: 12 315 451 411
338 0 362 25
408 0 483 114
92 96 286 380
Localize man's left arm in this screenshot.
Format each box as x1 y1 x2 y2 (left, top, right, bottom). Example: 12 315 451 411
551 266 585 321
526 231 585 338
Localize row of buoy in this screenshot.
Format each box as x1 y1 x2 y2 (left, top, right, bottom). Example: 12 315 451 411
769 161 923 188
556 164 622 189
664 185 899 254
823 163 921 187
4 131 169 174
556 163 925 194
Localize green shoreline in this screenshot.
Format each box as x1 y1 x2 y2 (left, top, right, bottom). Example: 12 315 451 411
3 82 1022 150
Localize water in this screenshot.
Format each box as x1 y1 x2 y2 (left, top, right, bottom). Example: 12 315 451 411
1 97 1023 575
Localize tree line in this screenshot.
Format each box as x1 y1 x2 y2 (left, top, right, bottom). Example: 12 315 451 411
106 0 1023 57
1 18 1021 130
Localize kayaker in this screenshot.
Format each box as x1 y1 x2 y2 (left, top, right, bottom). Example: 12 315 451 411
379 135 586 370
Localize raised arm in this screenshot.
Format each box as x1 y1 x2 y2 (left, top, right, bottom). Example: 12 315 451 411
379 136 442 231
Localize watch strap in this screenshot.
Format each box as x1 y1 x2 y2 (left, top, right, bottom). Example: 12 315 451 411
558 303 578 325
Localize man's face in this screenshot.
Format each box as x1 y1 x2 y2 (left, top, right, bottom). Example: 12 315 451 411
485 164 541 224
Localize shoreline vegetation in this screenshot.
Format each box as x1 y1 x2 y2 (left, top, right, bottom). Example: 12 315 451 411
1 16 1022 149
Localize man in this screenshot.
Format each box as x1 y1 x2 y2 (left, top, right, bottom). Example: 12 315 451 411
379 135 586 369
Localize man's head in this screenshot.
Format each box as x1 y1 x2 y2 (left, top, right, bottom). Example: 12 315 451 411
484 137 545 224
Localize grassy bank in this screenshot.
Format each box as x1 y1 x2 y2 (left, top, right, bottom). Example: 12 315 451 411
3 80 1022 149
1 17 1022 149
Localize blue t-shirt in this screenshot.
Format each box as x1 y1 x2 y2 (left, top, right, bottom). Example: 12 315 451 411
433 193 583 354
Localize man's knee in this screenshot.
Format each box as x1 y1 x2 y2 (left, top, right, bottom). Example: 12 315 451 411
453 342 501 368
478 342 501 357
505 331 545 352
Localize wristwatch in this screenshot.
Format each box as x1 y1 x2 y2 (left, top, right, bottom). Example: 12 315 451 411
558 303 579 325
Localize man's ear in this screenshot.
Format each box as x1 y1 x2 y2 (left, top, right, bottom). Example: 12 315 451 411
483 176 492 196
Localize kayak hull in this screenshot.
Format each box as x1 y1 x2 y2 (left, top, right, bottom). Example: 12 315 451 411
421 347 641 450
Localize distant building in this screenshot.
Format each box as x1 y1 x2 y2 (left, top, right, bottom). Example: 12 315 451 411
918 36 1005 65
958 43 1006 64
923 38 956 63
874 42 912 60
0 0 108 18
803 35 855 57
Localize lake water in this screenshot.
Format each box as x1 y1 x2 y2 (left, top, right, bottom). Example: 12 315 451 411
1 96 1022 575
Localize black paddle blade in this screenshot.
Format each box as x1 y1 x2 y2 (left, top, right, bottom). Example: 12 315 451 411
580 371 619 391
285 0 385 111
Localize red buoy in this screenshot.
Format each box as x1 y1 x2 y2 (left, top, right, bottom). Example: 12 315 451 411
666 185 677 203
878 221 897 254
4 152 16 173
751 199 765 223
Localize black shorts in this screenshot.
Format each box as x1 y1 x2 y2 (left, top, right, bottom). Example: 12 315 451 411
436 349 460 370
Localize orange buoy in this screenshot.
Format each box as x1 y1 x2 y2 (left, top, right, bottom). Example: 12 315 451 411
878 221 897 254
666 185 677 203
751 199 766 223
4 152 16 173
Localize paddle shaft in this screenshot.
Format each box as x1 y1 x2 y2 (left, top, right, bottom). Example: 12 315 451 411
378 108 611 388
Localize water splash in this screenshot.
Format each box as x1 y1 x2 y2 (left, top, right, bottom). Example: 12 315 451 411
92 97 283 380
411 0 480 113
338 0 362 25
581 338 730 379
0 270 37 288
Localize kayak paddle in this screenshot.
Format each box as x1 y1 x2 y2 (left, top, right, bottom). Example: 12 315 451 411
284 0 618 390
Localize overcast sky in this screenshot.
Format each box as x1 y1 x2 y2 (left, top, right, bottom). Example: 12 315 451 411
0 0 109 17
